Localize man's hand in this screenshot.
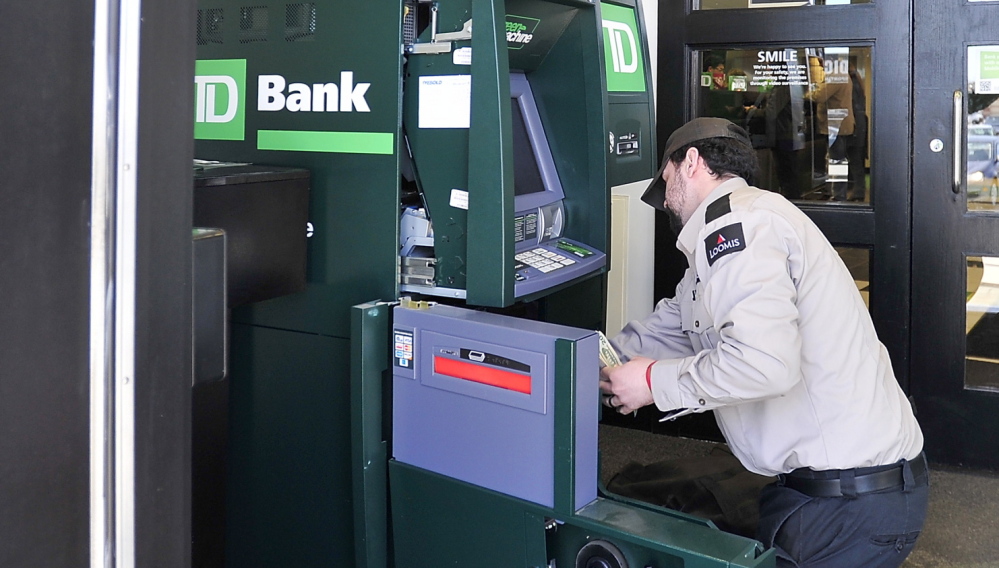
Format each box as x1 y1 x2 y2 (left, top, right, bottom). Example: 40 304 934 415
600 356 656 414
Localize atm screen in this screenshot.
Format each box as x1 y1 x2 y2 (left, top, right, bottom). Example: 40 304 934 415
510 101 546 197
509 72 565 211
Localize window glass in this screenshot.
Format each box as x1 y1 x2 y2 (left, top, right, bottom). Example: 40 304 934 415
967 46 999 212
966 256 999 392
696 0 868 10
836 246 870 309
696 47 872 205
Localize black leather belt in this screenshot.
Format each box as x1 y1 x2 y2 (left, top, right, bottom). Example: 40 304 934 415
778 453 928 498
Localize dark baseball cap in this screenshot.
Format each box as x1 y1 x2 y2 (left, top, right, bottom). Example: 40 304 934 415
640 117 752 211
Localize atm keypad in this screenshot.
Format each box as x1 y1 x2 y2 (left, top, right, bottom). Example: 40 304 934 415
515 248 576 274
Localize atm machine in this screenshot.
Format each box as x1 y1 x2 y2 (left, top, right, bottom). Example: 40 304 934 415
192 0 775 566
396 0 612 314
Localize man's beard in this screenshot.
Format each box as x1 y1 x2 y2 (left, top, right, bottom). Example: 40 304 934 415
665 207 684 236
664 170 687 235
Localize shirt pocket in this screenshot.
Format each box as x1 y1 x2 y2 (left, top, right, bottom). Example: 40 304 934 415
680 280 716 351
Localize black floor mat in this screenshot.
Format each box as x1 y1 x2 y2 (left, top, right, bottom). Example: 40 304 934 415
605 444 774 539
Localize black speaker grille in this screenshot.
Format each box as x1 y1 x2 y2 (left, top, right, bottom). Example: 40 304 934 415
197 9 224 46
285 3 317 42
239 6 268 43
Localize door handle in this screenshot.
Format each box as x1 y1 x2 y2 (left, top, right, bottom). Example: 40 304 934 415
954 90 964 194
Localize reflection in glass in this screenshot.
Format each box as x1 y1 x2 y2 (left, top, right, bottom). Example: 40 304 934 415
696 47 872 205
696 0 867 10
836 246 870 309
966 47 999 212
966 257 999 391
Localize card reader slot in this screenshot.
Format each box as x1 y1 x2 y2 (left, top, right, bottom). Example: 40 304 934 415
460 348 531 373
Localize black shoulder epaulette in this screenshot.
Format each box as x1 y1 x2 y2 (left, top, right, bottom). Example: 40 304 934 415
705 193 732 224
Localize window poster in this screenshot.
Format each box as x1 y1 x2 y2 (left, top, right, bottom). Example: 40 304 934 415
971 47 999 95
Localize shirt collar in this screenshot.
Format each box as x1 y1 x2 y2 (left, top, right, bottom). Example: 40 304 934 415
676 177 749 256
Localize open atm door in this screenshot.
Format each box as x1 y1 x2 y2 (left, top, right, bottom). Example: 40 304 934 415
351 301 776 568
399 0 610 307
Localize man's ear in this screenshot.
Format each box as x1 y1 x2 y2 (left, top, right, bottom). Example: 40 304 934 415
684 147 702 176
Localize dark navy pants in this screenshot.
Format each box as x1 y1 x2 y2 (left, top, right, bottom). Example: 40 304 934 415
756 457 930 567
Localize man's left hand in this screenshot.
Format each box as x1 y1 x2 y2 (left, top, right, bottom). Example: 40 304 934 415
600 356 656 414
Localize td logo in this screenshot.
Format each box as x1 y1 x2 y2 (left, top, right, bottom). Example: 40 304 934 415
600 3 646 93
194 59 247 141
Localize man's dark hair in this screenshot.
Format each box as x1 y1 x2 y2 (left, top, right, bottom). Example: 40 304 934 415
668 137 759 185
704 55 725 72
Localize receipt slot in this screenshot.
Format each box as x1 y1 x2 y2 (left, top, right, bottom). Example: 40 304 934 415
352 302 776 568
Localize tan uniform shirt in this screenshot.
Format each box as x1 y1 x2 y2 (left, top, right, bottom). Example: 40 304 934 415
612 178 923 476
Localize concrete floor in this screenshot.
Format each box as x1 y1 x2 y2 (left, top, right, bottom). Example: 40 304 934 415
598 424 999 568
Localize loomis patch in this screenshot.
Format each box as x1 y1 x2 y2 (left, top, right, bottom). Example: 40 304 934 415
704 223 746 266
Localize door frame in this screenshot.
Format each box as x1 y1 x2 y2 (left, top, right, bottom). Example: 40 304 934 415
911 0 999 469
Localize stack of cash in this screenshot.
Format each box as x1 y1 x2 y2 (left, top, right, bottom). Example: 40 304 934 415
597 331 622 368
598 331 622 410
596 330 688 420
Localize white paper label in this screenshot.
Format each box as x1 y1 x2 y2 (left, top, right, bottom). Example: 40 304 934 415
449 189 469 210
453 47 472 66
418 75 471 129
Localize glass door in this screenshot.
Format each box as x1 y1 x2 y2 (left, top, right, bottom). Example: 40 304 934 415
639 0 913 440
912 0 999 469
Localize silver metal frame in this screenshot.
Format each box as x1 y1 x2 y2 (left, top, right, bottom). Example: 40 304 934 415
115 0 142 565
90 0 115 565
91 0 142 566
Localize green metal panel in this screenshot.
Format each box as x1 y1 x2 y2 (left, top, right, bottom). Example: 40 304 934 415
389 461 552 568
605 100 658 185
401 32 472 293
598 0 658 187
553 339 578 517
467 0 516 306
566 498 776 567
350 302 392 568
527 5 609 254
224 324 353 567
194 0 403 338
505 0 582 72
390 460 776 568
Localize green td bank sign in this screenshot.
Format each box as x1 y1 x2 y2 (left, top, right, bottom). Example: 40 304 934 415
194 59 247 141
600 3 646 93
193 58 393 154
